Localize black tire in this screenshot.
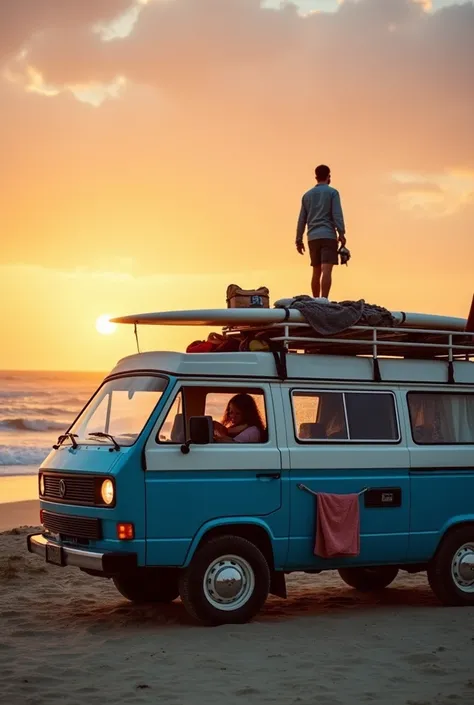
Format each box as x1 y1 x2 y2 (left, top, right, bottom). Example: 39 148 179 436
338 566 399 592
113 568 179 604
179 535 270 626
427 526 474 606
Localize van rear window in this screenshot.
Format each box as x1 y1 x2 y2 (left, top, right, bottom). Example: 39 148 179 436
292 390 399 442
408 392 474 444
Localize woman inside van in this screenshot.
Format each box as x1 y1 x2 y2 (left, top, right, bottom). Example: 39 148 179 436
213 393 266 443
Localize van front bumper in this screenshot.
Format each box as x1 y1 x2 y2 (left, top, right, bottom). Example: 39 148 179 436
27 533 137 575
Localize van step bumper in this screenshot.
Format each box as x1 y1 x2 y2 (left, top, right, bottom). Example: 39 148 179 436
27 534 137 574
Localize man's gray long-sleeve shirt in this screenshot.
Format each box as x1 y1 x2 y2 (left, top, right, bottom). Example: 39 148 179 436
296 184 346 243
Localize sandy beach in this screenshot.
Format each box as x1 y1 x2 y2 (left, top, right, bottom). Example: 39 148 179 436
1 507 474 705
0 500 39 533
0 475 39 532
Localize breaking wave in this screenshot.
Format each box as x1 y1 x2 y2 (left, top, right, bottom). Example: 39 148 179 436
0 445 51 469
0 418 67 433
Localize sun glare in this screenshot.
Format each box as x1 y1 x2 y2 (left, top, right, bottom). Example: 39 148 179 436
95 314 117 335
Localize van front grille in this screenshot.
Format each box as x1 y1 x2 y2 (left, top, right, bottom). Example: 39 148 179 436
43 474 96 505
42 511 102 540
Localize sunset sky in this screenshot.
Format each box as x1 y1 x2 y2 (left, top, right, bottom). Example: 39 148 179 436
1 0 473 371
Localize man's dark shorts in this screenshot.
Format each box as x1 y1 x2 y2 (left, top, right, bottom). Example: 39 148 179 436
308 238 338 267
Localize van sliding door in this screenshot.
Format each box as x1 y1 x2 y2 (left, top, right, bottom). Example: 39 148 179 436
283 385 410 569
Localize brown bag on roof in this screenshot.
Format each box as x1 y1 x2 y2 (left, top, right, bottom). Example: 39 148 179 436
226 284 270 309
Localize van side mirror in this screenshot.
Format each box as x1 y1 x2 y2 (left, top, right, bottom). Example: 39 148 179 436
181 416 213 454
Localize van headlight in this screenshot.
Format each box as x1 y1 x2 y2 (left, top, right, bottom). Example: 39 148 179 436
100 479 115 506
39 473 45 496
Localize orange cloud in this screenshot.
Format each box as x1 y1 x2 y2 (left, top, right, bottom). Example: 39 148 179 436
392 171 474 217
0 0 132 63
9 0 471 169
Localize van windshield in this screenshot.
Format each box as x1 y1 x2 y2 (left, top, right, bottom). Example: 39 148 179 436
68 375 168 447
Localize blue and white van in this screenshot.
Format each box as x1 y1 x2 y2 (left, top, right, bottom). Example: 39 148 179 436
27 309 474 625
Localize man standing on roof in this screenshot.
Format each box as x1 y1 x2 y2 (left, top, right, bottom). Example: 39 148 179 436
295 164 347 300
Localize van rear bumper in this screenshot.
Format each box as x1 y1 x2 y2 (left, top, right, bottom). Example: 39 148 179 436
27 533 137 575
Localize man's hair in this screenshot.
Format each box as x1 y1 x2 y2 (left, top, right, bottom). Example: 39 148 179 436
315 164 331 182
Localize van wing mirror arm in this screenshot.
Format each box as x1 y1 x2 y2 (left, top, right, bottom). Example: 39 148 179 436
180 416 214 453
180 440 191 455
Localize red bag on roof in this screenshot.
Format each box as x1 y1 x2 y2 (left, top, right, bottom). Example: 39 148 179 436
186 332 244 354
186 340 215 353
186 332 227 353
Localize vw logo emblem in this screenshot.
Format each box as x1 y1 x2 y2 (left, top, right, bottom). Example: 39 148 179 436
59 479 66 498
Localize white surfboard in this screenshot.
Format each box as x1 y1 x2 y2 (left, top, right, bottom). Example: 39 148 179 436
111 308 468 332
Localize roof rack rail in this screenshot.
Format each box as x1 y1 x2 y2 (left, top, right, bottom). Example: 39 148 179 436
223 321 474 381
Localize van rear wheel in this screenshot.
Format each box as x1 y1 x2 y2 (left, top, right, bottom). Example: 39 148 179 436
113 568 179 604
338 566 399 591
427 526 474 606
179 535 270 625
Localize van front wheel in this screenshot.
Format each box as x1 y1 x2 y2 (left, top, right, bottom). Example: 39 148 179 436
113 569 179 604
179 535 270 625
427 526 474 606
338 566 399 591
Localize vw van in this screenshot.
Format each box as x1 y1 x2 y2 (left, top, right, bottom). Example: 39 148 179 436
27 308 474 625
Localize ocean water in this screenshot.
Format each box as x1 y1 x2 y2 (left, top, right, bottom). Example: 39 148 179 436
0 371 104 476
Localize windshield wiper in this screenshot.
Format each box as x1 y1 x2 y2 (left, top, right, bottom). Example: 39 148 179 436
88 432 121 451
53 433 78 450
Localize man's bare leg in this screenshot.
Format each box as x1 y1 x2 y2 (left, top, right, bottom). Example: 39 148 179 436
321 263 334 299
311 266 322 298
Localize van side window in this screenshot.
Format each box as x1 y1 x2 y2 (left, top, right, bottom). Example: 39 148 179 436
292 391 347 440
408 392 474 444
345 393 399 441
292 390 399 442
158 387 267 444
158 391 185 443
205 389 267 443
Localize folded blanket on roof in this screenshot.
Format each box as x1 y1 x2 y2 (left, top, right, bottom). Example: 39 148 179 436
276 296 395 336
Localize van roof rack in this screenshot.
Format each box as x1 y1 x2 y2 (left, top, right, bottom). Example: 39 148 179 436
110 307 474 380
223 321 474 383
223 320 474 361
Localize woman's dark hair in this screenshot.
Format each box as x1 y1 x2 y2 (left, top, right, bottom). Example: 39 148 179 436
222 393 266 438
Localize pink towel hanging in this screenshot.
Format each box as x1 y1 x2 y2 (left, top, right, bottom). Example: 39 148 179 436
314 492 361 558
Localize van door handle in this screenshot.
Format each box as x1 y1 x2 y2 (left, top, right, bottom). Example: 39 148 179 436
256 473 281 480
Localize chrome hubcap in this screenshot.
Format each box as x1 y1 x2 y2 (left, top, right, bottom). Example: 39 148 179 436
203 555 255 611
451 543 474 593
